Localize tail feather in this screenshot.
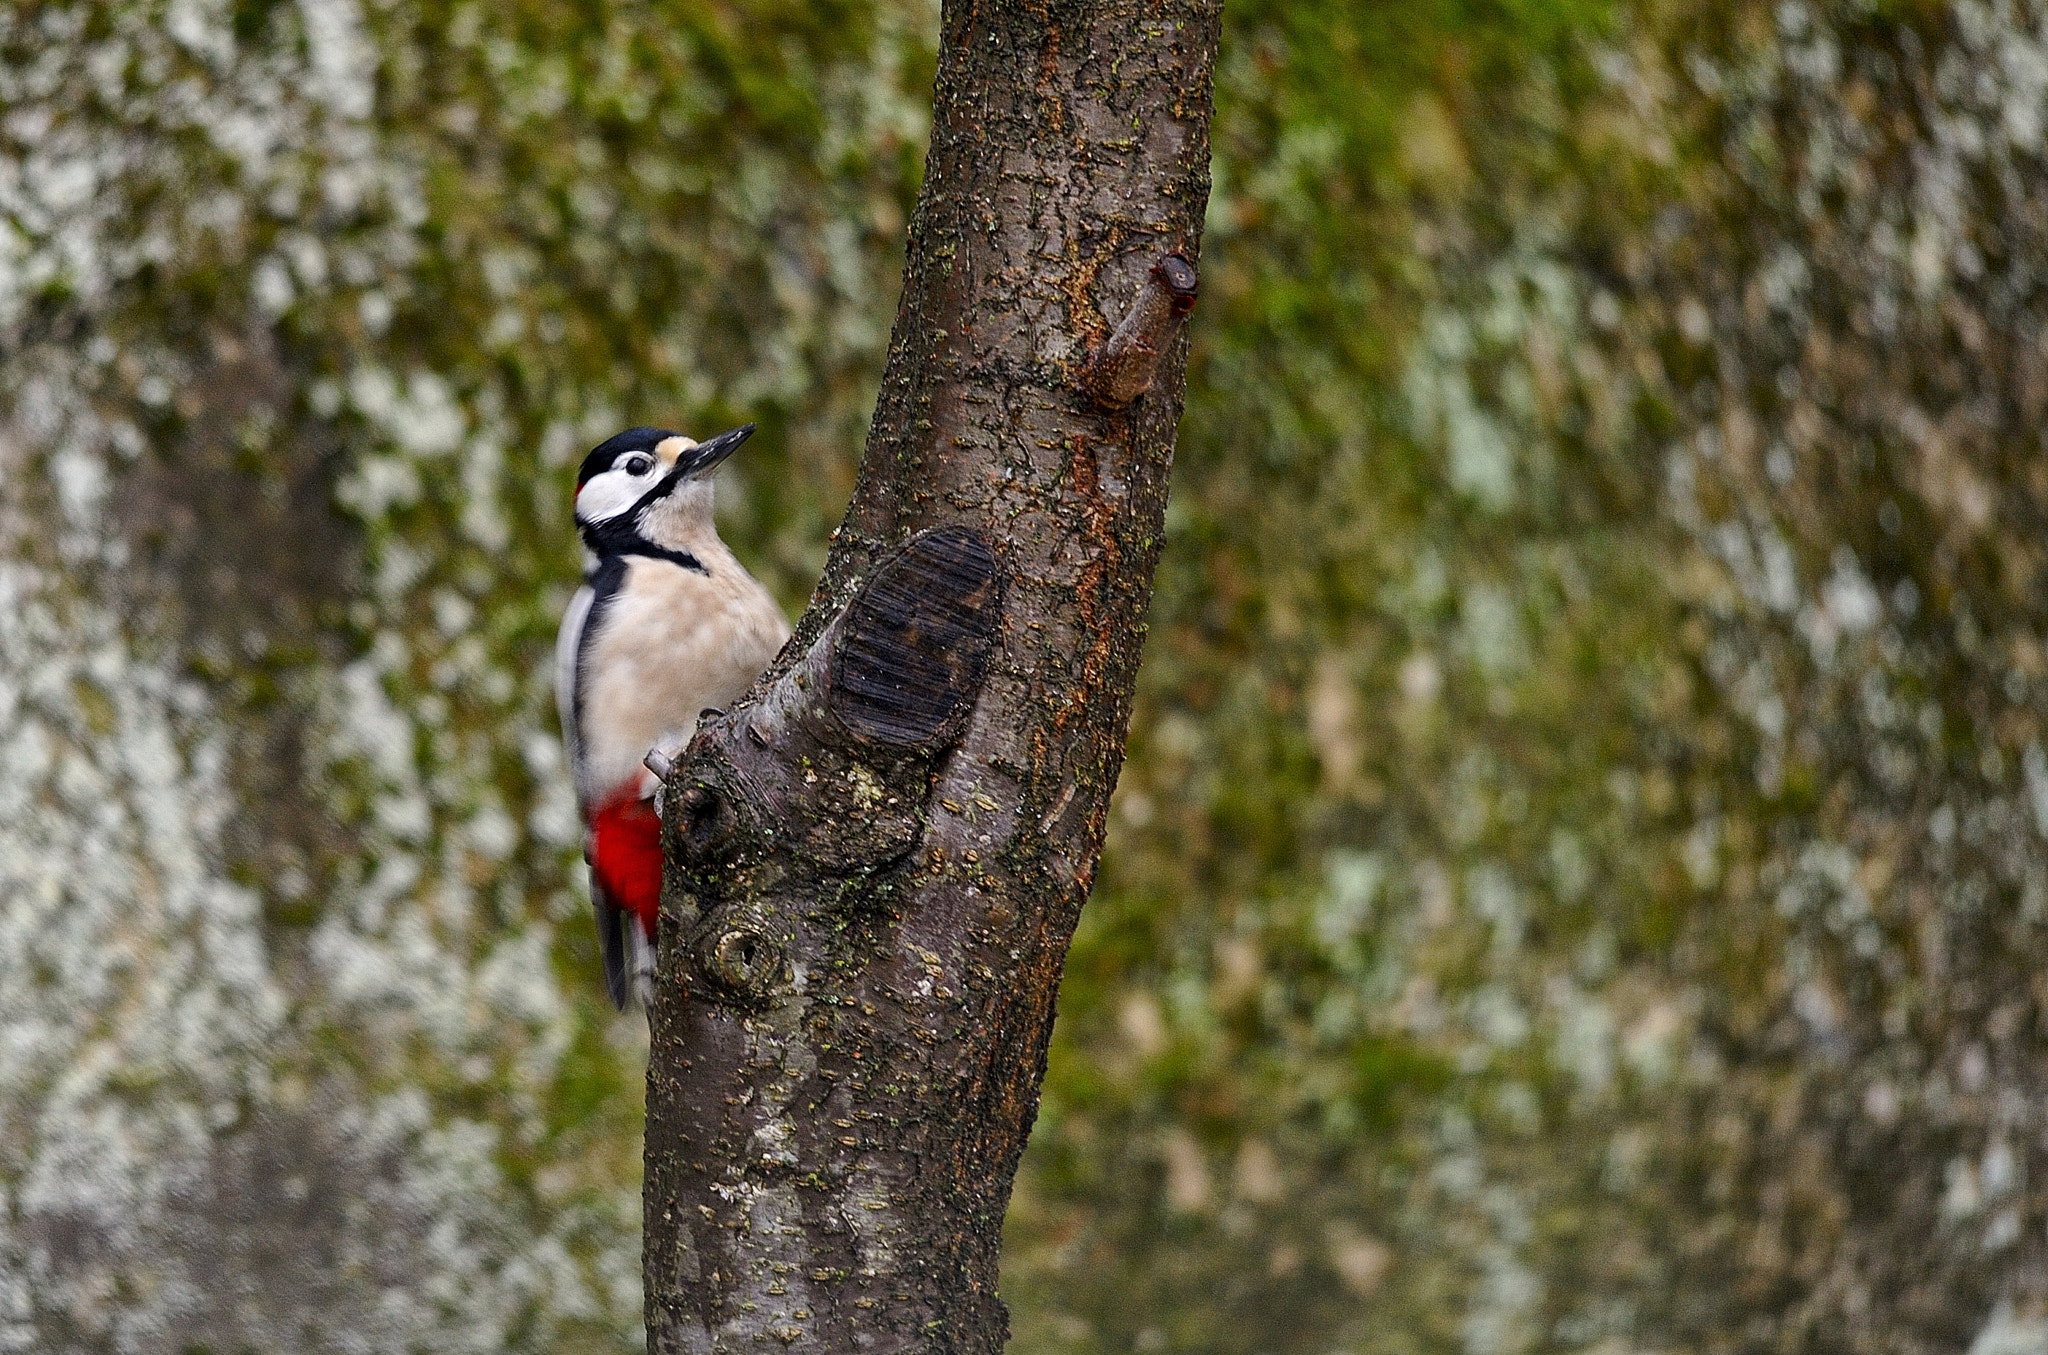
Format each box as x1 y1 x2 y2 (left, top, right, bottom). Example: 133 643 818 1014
587 790 664 1009
592 877 633 1012
629 921 657 1008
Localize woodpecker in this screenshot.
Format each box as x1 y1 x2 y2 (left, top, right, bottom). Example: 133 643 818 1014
555 424 791 1009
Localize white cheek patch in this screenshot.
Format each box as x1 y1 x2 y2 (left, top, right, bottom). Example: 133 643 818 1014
576 467 649 524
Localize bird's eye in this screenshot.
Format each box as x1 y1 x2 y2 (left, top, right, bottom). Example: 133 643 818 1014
623 454 653 475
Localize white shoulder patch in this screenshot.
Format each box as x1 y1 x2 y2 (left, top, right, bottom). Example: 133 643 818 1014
555 582 596 808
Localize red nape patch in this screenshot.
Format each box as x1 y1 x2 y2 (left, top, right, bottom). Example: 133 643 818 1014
589 793 662 937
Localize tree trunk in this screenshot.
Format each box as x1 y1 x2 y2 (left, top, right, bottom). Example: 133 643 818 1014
640 1 1221 1350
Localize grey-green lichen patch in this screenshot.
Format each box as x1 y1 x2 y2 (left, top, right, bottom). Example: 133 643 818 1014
1 0 934 1349
1007 1 2048 1352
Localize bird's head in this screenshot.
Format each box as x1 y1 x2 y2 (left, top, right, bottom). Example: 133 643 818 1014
573 423 754 558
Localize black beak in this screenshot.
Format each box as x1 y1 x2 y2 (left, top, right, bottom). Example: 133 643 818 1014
677 424 755 479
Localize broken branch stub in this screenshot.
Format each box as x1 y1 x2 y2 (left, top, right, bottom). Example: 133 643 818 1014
1082 252 1200 409
654 526 1003 1003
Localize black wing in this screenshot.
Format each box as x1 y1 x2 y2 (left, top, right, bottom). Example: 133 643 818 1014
559 556 637 1007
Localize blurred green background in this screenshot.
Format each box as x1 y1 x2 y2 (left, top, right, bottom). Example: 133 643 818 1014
5 0 2047 1350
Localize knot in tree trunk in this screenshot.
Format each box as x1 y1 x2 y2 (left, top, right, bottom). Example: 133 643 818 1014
657 527 1004 1012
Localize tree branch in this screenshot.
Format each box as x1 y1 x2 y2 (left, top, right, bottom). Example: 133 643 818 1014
643 1 1220 1349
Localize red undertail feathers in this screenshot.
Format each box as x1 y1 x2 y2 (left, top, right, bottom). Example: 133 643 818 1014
589 791 662 938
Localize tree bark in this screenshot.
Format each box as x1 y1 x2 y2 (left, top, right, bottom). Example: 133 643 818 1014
641 1 1220 1351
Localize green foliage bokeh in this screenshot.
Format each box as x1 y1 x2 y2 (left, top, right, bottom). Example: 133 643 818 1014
7 0 2047 1349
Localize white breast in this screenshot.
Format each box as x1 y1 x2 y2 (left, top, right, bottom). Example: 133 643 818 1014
565 554 790 809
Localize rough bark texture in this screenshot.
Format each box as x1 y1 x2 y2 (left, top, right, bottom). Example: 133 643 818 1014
641 2 1221 1350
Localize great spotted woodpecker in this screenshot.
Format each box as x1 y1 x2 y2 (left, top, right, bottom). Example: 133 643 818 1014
555 424 791 1009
